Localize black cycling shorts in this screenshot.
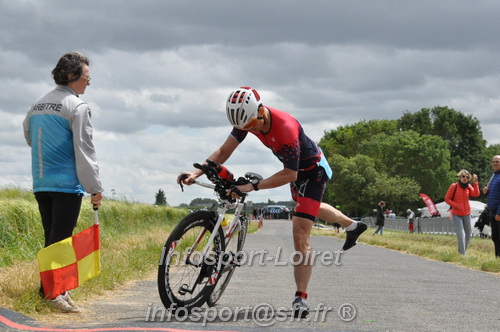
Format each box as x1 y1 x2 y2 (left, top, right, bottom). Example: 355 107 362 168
290 166 328 222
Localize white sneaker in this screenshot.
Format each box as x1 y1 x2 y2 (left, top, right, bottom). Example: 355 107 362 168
63 291 77 307
51 295 80 313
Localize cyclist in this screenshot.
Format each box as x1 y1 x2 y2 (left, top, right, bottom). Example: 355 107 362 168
178 86 367 318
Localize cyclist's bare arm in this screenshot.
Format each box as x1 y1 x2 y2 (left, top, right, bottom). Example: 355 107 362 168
204 136 239 166
177 136 239 185
231 168 297 200
244 168 297 192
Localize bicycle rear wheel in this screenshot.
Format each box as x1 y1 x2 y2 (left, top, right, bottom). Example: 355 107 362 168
158 211 224 313
207 216 248 306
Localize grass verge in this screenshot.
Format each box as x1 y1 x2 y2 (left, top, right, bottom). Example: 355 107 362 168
312 226 500 273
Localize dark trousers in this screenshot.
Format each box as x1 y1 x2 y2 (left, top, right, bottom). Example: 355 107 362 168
490 211 500 257
35 192 83 247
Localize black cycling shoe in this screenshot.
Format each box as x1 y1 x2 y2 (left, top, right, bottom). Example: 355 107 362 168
342 222 368 251
292 297 309 318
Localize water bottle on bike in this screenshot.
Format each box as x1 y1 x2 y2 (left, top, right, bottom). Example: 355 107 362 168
221 217 229 236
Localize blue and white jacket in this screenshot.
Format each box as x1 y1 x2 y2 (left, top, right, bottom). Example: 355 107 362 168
23 85 103 194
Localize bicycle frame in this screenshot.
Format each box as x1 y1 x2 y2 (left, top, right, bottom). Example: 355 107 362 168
187 181 246 263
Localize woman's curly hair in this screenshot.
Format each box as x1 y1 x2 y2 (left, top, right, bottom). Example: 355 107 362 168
51 52 89 85
457 169 471 179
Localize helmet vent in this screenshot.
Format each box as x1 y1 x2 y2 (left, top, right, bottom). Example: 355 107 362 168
229 90 247 104
228 108 237 125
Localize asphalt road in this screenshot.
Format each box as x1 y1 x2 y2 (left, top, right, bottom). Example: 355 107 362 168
1 219 499 332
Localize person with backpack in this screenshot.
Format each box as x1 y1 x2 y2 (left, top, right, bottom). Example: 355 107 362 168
445 169 480 255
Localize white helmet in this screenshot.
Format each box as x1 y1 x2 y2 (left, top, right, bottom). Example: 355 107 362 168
226 87 262 129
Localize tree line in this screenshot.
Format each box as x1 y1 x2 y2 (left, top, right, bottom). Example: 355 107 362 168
318 106 500 217
155 106 499 217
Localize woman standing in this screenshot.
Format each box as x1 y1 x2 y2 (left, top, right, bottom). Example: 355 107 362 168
445 170 480 255
372 201 386 235
23 52 103 312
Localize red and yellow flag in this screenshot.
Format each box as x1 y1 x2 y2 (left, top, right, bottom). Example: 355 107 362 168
37 224 100 299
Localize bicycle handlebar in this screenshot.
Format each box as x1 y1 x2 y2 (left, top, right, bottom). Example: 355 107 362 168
178 160 263 202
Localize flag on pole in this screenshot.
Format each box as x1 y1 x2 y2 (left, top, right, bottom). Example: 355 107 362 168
419 193 438 216
37 211 100 299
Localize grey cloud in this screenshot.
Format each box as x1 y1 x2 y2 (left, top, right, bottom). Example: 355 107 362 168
3 0 500 206
2 1 500 55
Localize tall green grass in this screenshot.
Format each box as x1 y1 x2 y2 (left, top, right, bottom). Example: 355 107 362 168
0 187 189 315
0 187 43 266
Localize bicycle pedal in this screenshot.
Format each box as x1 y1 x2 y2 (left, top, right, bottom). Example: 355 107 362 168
221 251 242 267
234 252 244 266
178 283 191 295
222 252 232 262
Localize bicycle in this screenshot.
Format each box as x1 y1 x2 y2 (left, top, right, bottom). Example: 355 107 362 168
157 160 262 314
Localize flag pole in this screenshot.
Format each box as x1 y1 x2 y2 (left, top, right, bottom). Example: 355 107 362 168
92 193 99 225
93 207 99 225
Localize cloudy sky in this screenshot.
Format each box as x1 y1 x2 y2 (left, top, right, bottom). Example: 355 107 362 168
1 0 499 207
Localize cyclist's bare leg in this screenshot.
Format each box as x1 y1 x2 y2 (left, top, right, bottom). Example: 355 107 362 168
317 202 354 227
292 216 314 293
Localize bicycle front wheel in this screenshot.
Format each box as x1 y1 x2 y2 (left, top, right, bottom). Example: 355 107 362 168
158 211 224 313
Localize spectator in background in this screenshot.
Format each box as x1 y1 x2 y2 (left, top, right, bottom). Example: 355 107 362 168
373 201 386 235
445 169 480 255
483 155 500 257
407 209 416 233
